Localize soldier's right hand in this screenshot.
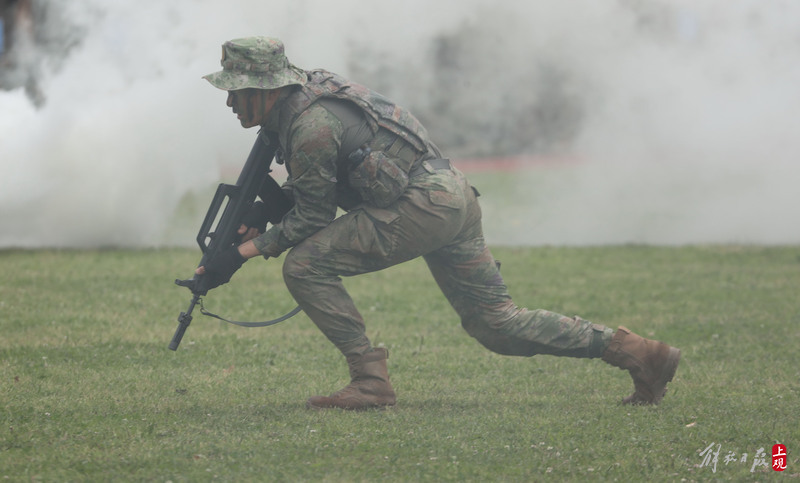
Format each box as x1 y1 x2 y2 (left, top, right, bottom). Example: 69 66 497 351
240 201 270 240
238 224 260 243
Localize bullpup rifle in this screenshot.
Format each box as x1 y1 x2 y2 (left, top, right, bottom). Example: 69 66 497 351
169 130 298 351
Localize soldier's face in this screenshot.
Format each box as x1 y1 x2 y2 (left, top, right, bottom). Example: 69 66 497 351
226 88 280 128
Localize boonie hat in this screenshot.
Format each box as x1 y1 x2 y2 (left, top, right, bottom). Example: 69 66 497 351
203 37 306 91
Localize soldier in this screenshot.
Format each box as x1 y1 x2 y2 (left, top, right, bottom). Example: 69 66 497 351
196 37 681 410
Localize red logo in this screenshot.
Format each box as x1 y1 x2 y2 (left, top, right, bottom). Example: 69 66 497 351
772 444 787 472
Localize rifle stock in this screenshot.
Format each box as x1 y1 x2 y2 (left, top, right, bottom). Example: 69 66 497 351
169 130 280 351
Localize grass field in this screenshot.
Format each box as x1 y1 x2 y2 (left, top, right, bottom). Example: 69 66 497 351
1 244 799 481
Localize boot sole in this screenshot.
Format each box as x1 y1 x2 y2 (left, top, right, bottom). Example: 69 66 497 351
306 400 396 411
306 395 396 411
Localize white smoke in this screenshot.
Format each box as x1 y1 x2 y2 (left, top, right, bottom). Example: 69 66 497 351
472 0 800 245
0 0 798 247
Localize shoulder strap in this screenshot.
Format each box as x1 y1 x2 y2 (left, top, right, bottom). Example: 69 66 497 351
316 98 374 158
278 70 431 155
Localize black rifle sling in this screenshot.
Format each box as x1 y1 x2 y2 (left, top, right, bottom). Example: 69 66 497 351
198 298 302 328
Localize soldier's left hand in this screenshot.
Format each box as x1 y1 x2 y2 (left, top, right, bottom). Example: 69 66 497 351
194 245 247 291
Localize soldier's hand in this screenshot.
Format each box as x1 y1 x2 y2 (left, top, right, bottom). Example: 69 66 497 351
194 246 247 291
239 200 269 241
238 224 260 243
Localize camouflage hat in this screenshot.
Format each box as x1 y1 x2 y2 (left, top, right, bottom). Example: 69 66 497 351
202 37 306 91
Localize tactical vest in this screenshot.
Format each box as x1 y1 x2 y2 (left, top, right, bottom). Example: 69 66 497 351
277 69 433 158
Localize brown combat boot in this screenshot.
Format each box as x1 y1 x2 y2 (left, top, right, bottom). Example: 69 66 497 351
306 347 397 410
602 326 681 405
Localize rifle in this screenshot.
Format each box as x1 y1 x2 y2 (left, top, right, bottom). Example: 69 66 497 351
169 129 297 351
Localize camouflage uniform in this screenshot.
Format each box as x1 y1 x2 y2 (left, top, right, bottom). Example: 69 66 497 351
204 37 613 359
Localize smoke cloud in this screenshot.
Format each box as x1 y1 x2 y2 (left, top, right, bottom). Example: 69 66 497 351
1 0 798 247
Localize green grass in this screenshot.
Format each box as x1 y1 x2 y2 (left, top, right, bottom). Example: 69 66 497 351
1 246 799 481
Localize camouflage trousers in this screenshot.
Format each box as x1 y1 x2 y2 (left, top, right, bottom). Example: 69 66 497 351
281 167 613 358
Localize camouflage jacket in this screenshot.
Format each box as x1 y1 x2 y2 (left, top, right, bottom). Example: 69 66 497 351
252 70 440 258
